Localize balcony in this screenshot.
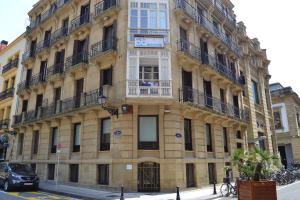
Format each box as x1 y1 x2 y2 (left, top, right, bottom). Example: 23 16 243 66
50 27 69 46
178 87 249 122
26 0 71 35
65 52 89 74
94 0 120 21
35 39 51 55
213 1 236 27
17 80 30 95
0 119 10 130
177 40 201 65
90 38 117 63
127 80 172 97
0 88 14 101
174 0 241 56
69 13 91 35
13 88 114 126
22 49 36 65
2 59 18 75
176 40 243 86
30 73 47 90
46 63 64 83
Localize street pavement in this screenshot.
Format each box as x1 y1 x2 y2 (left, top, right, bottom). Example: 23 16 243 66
0 189 81 200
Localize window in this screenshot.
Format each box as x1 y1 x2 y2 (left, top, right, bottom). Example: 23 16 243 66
100 68 112 86
100 118 111 151
273 111 283 129
48 164 55 180
73 123 81 152
18 133 24 155
237 143 243 149
258 132 266 151
69 164 79 182
98 164 109 185
186 163 195 187
223 127 228 153
138 116 159 150
32 130 39 154
129 2 168 30
51 127 58 153
22 100 28 113
252 80 260 104
184 119 193 151
236 130 242 139
208 163 216 184
139 65 159 85
206 123 213 152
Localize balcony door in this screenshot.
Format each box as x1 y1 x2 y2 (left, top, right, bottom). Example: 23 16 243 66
30 40 37 56
54 50 65 72
35 94 43 117
200 39 208 64
75 79 84 108
54 87 61 113
233 95 239 117
39 61 47 81
80 4 90 24
204 80 212 107
103 23 115 51
179 27 188 51
220 89 226 113
25 69 32 87
182 70 192 102
73 39 88 64
44 29 51 47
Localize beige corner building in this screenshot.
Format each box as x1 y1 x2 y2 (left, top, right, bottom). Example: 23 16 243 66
270 83 300 169
0 36 26 159
11 0 275 192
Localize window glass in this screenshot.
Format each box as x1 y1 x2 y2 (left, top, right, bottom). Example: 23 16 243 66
140 10 148 29
74 123 81 146
130 10 138 28
139 116 157 142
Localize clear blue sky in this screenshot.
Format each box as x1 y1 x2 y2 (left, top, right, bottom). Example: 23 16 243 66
0 0 38 42
1 0 299 94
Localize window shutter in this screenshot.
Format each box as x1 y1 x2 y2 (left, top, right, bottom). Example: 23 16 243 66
100 70 104 87
128 57 138 80
160 57 169 80
73 40 79 55
61 49 65 64
108 67 113 85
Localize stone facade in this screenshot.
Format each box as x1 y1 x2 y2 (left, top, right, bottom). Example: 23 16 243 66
0 35 26 159
10 0 274 192
271 83 300 168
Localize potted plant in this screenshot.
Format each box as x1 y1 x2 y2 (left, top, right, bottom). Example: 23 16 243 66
232 147 281 200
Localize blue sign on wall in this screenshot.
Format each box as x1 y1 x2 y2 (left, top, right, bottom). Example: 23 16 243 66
134 37 164 48
175 133 182 138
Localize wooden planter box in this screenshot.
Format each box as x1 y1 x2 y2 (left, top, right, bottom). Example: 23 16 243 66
237 180 277 200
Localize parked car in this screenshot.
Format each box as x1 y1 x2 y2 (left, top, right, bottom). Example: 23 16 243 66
0 162 39 191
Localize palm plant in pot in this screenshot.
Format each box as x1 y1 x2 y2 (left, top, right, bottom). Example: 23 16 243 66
232 147 281 200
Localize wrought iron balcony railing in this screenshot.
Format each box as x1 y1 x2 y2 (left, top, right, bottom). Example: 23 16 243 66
65 51 89 71
90 38 117 58
17 80 30 94
2 59 19 74
13 88 108 126
70 13 91 33
175 0 241 56
177 40 201 61
213 0 236 26
46 63 64 79
50 26 69 44
0 88 14 101
127 80 172 97
94 0 119 17
36 39 51 54
178 87 249 122
22 49 36 63
30 73 47 87
26 0 70 34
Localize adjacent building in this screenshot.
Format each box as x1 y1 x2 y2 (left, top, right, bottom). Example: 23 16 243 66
270 83 300 168
0 35 26 159
11 0 274 192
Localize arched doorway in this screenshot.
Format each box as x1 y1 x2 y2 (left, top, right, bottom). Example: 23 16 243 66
138 162 160 192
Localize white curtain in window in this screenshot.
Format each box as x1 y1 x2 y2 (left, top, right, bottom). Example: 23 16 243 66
102 119 111 135
128 57 138 80
139 117 157 142
159 57 169 80
74 124 81 145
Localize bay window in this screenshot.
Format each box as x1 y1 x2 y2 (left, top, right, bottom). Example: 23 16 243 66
129 1 169 41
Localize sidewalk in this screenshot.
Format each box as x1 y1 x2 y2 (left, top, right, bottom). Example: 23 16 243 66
39 181 223 200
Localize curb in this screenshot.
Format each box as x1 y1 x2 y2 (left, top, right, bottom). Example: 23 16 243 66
39 187 107 200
